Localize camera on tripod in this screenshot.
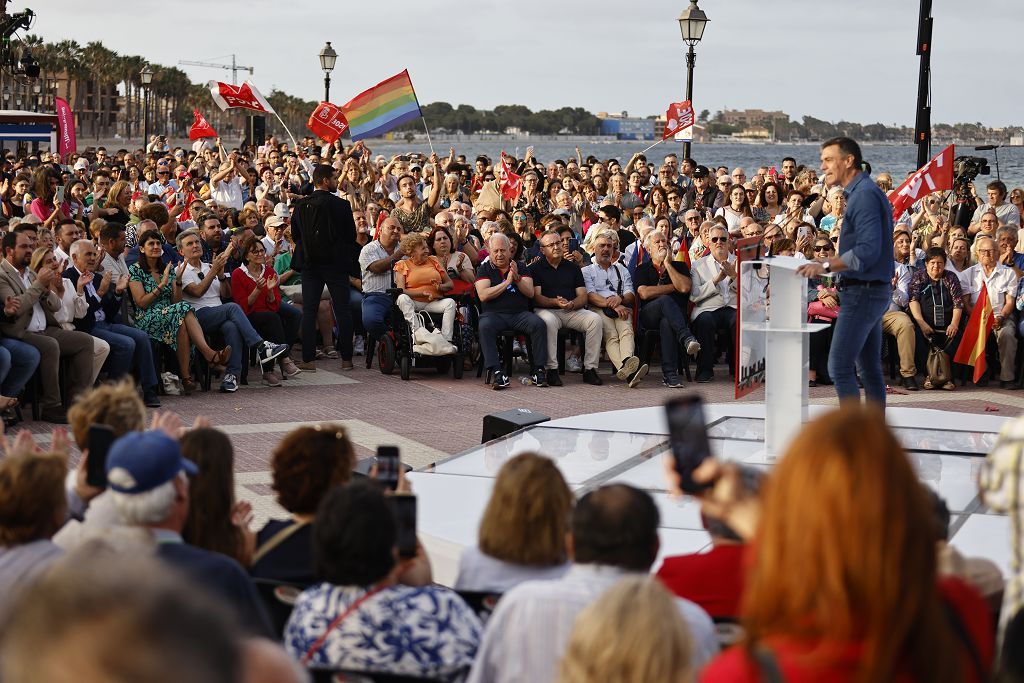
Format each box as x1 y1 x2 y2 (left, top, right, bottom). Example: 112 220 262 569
952 156 990 196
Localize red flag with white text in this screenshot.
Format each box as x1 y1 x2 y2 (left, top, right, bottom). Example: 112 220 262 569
497 153 522 203
55 97 76 160
663 101 694 140
889 144 954 222
188 109 218 140
207 80 275 114
307 102 349 143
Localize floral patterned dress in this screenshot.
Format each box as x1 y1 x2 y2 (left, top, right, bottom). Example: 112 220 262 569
128 262 194 349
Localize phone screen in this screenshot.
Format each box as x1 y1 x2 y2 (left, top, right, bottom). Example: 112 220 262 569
375 445 400 491
569 237 580 253
54 186 65 205
389 494 417 559
665 396 713 494
86 424 116 489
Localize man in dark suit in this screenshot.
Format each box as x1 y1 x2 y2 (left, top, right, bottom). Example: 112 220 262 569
65 239 161 407
106 430 273 638
291 164 360 370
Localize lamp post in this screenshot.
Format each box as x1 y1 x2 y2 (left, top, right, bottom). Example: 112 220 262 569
319 41 337 102
677 0 709 160
140 65 153 148
32 83 40 112
2 86 9 109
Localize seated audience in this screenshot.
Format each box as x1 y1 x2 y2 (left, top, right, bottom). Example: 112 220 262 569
908 247 964 390
468 484 718 683
284 480 482 677
475 232 549 390
105 429 272 636
394 231 458 342
455 452 572 592
250 424 356 585
129 228 231 394
557 576 693 683
689 224 738 384
958 235 1017 388
690 407 994 681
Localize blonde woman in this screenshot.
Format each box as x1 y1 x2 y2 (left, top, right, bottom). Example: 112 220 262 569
393 232 457 341
558 577 693 683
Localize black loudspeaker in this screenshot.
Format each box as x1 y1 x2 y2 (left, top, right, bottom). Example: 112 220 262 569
246 115 266 148
481 408 550 444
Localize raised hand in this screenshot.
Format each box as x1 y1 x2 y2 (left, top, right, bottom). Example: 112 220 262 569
3 295 20 316
115 274 129 294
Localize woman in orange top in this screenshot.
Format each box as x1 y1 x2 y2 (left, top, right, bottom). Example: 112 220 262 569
393 232 457 341
685 406 994 683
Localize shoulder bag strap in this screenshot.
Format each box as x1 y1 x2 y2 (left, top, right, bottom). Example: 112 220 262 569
251 519 311 566
301 584 386 665
752 645 786 683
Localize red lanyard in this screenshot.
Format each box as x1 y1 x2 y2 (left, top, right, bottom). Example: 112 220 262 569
301 584 386 665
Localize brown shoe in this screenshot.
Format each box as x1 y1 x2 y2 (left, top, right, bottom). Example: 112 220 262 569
280 358 301 378
181 377 199 395
211 346 232 366
341 360 354 370
262 371 283 387
297 361 317 372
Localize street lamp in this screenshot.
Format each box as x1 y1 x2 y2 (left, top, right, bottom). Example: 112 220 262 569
319 41 337 102
140 65 153 148
677 0 709 160
32 83 40 111
2 86 9 109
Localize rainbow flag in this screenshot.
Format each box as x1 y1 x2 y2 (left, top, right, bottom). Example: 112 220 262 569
341 70 422 141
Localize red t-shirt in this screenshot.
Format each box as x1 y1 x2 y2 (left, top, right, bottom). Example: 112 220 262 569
699 578 993 683
656 543 746 619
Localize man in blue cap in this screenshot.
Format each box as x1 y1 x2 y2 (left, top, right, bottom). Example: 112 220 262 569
106 430 272 637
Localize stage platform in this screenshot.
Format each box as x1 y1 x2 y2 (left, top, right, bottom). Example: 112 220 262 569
408 403 1011 587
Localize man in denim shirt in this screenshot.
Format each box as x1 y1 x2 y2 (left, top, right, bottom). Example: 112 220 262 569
798 138 894 405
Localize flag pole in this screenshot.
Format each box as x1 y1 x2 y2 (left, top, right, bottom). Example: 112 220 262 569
271 112 299 154
638 137 666 156
405 69 435 156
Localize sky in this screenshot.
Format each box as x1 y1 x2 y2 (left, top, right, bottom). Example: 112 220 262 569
32 0 1022 126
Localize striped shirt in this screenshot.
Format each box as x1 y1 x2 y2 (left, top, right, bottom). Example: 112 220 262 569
0 539 63 623
358 240 397 294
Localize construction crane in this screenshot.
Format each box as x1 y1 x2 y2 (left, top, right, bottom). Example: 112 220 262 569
178 54 253 84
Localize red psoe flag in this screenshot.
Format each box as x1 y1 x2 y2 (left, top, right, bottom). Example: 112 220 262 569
497 152 522 203
953 283 996 383
889 144 954 222
663 100 694 140
188 109 218 140
207 80 276 114
307 102 349 143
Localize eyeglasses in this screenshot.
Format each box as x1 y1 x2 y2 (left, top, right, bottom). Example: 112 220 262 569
709 236 728 244
830 237 840 243
764 233 780 239
813 244 831 252
513 215 528 222
274 172 285 176
685 216 700 221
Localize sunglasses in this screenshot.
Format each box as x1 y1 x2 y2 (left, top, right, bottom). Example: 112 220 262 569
830 237 840 243
274 172 285 176
709 236 728 244
813 244 831 251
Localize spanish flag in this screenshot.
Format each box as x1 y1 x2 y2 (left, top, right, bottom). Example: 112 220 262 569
953 283 996 383
673 239 692 269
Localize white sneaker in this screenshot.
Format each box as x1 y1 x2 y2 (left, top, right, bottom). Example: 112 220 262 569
353 335 365 356
566 354 583 373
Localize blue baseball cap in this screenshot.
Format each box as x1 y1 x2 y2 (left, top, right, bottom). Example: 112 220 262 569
105 431 198 494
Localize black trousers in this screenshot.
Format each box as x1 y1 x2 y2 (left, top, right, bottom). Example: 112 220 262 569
301 264 354 362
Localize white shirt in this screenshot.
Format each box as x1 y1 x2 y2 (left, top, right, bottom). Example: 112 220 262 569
959 263 1018 311
21 269 46 332
210 176 244 210
690 253 738 318
53 245 70 266
453 546 570 593
466 563 717 683
582 261 634 300
181 261 223 309
889 261 912 312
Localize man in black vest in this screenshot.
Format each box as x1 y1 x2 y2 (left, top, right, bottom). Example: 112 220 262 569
291 164 360 370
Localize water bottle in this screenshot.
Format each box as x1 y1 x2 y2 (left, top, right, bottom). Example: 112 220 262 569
520 377 531 385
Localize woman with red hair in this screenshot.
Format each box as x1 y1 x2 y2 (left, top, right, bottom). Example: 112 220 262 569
685 406 994 683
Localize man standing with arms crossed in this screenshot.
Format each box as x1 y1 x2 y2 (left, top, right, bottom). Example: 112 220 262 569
291 164 360 370
798 138 893 405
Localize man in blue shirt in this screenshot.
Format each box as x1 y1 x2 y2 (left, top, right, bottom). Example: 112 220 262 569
798 138 894 405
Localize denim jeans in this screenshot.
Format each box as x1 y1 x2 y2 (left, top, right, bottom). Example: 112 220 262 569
91 321 158 391
362 292 392 342
0 337 40 396
195 303 263 376
302 265 353 362
828 283 891 405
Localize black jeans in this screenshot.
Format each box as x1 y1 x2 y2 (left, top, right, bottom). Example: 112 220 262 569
639 296 695 378
692 306 737 378
301 265 354 362
478 311 549 372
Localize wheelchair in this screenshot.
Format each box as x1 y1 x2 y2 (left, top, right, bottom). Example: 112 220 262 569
376 289 468 381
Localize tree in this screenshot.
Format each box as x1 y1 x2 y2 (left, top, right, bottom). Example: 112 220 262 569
698 109 710 123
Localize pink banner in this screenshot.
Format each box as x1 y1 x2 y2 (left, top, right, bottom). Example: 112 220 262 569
55 97 76 161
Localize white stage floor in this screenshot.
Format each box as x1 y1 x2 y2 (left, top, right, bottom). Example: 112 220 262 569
408 404 1011 587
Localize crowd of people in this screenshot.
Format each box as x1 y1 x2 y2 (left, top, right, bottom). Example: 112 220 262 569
0 380 1021 682
0 134 1017 427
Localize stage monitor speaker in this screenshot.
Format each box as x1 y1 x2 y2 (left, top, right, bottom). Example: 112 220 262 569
482 408 550 444
246 115 266 148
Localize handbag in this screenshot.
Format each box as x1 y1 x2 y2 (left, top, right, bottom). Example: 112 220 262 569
926 342 952 385
412 311 456 356
807 300 839 321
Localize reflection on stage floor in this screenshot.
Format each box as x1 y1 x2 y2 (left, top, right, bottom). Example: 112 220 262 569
410 405 1011 587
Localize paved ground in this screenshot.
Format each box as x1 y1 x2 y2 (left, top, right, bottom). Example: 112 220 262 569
16 354 1021 524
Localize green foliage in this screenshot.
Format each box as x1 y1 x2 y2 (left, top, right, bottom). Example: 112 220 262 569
396 102 599 135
